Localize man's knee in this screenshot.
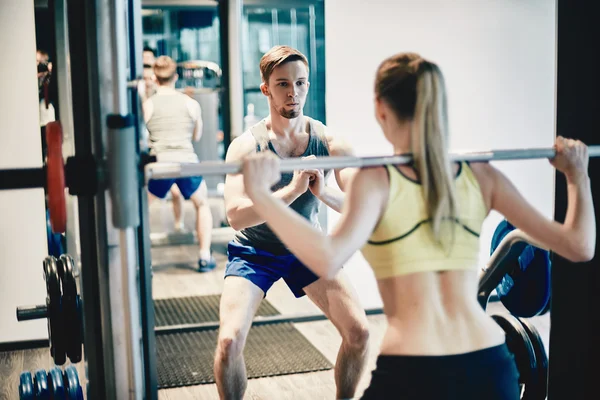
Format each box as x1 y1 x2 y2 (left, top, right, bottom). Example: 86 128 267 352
216 328 247 363
342 321 370 350
190 187 209 207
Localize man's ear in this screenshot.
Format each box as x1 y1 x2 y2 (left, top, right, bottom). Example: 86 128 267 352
260 82 269 97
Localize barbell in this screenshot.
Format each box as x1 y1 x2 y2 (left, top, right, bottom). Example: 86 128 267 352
144 146 600 181
1 121 598 233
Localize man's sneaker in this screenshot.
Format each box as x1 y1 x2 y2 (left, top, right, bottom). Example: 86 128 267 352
197 257 217 273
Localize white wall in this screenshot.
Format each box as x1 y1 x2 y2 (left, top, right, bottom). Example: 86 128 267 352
0 1 49 342
325 0 557 308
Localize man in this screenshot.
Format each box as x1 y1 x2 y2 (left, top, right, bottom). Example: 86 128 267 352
36 49 55 128
139 46 158 103
215 45 369 400
142 55 216 272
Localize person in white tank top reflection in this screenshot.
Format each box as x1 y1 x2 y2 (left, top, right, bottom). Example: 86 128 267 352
142 55 216 272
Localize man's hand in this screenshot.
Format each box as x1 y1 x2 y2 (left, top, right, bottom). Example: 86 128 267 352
308 169 326 198
287 155 321 196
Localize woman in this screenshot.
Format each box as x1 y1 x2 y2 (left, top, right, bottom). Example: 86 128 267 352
241 52 595 399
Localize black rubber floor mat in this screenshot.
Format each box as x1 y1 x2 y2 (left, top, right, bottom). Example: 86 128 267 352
156 323 334 388
153 295 280 327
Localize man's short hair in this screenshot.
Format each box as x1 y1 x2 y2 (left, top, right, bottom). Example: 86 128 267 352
153 56 177 85
143 46 156 56
259 45 309 83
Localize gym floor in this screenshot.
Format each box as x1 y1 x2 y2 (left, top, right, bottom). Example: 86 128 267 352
0 199 551 400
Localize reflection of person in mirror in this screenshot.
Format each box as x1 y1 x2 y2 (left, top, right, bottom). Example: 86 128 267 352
142 55 216 272
138 46 158 103
37 49 55 127
215 46 367 400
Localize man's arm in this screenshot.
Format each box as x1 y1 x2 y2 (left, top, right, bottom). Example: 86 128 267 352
224 132 310 231
142 98 153 124
307 130 357 213
189 99 203 142
326 131 358 191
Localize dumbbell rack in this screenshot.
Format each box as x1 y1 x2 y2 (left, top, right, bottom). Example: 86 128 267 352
18 365 83 400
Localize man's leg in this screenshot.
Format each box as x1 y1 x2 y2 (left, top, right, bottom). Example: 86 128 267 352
303 272 370 400
170 185 185 231
181 178 215 270
147 179 174 207
214 276 264 400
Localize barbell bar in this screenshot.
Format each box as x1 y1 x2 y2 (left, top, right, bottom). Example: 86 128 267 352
144 146 600 182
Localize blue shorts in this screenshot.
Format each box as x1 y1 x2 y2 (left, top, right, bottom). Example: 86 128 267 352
224 240 319 298
148 177 203 200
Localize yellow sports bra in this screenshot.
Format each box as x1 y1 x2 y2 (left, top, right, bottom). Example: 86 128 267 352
360 162 488 279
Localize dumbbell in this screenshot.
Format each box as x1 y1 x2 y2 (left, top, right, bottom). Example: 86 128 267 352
16 255 83 365
492 313 548 400
19 365 84 400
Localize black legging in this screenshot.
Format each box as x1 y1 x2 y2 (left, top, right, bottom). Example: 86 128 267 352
361 344 520 400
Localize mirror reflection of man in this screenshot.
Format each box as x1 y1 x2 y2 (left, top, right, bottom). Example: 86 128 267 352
139 46 158 103
36 49 55 128
142 56 216 272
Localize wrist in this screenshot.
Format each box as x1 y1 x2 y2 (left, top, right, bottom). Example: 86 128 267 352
314 185 328 199
285 184 304 198
565 170 589 185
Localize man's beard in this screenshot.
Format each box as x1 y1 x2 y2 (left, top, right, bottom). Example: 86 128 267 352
278 107 301 119
271 95 301 119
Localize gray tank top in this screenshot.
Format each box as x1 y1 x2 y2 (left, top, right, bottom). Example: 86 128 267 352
234 118 330 255
146 91 199 163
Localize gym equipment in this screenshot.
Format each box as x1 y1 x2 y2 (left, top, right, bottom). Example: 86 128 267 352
478 228 547 312
46 209 65 258
144 145 600 181
19 371 34 400
46 122 67 233
33 369 50 399
0 121 102 233
519 318 549 400
491 314 544 399
16 254 83 365
490 220 551 317
44 256 66 366
58 254 83 363
18 366 83 400
63 365 84 400
48 367 66 398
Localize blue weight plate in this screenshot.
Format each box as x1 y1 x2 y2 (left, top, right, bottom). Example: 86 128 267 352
33 369 50 400
63 365 84 400
48 367 66 399
19 371 34 400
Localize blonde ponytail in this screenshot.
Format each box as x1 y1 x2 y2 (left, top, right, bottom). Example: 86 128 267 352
411 63 457 250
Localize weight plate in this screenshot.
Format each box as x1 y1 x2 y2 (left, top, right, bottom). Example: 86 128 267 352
58 255 77 297
33 369 50 400
63 365 84 400
19 371 34 400
47 367 66 399
46 121 67 234
518 318 548 400
45 257 66 366
57 255 81 363
67 294 83 363
492 314 537 396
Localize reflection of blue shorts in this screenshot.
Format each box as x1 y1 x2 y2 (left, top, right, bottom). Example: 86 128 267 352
148 177 203 199
225 240 319 298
